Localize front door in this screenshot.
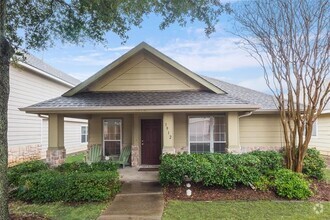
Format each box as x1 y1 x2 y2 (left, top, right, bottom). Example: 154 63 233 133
141 119 161 165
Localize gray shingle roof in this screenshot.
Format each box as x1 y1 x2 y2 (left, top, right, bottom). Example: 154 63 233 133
24 53 80 86
202 76 278 110
25 91 255 110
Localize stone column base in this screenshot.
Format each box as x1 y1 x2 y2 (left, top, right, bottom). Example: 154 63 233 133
46 148 66 167
131 145 139 167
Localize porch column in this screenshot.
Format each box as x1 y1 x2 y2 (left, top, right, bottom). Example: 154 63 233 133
46 114 66 166
227 112 240 153
163 113 175 154
131 113 140 167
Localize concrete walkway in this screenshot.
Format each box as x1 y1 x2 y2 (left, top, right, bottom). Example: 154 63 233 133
98 169 164 220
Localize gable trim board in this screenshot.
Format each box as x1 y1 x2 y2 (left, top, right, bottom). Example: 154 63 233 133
63 42 225 96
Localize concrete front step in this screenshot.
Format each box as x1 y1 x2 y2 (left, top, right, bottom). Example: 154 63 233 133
120 181 162 195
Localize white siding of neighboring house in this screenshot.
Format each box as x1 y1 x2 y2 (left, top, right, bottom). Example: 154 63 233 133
8 65 87 163
309 114 330 156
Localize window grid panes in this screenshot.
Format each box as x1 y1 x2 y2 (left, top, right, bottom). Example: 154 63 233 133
189 116 227 154
103 119 122 156
81 126 88 143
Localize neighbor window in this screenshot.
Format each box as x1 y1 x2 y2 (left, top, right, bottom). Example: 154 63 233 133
312 120 318 137
81 126 88 143
189 116 227 153
103 119 122 156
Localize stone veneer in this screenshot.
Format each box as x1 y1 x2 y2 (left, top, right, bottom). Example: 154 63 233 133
46 148 66 167
131 145 139 167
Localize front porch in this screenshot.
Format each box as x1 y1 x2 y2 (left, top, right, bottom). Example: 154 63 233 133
45 111 241 167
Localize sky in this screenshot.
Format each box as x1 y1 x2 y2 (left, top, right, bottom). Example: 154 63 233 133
32 2 270 93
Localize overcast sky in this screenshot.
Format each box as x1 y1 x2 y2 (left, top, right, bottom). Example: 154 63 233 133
32 2 270 93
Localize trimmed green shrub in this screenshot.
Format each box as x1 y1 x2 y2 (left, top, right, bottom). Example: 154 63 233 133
8 160 49 186
303 148 326 180
55 161 117 173
253 176 272 191
249 151 284 175
159 153 263 188
17 170 120 203
274 169 312 199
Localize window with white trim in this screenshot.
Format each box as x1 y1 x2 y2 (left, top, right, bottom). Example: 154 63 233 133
103 119 122 156
189 116 227 153
81 126 88 143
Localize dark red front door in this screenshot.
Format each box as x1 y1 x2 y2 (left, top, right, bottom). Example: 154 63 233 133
141 119 161 165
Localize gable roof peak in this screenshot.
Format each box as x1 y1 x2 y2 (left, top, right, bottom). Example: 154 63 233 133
63 42 225 96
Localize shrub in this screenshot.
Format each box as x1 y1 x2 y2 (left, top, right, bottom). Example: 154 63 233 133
8 160 49 186
303 148 326 180
253 176 272 191
248 151 284 175
159 153 263 188
274 169 312 199
16 170 120 203
55 161 117 173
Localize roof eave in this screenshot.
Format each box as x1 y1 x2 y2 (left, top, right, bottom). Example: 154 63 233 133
20 104 260 114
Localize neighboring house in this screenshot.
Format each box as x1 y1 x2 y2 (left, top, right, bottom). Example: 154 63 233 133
22 42 291 167
9 54 88 165
309 86 330 156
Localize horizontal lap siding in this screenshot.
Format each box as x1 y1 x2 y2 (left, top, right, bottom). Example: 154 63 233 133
8 65 87 157
239 114 283 148
309 114 330 155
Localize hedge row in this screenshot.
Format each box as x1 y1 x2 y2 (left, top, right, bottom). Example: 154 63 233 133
17 170 120 203
159 151 284 188
9 160 120 203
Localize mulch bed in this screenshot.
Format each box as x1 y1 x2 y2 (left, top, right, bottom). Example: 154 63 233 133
10 214 49 220
163 181 330 202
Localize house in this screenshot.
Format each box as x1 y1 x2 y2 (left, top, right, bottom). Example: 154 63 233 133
309 94 330 156
22 42 287 167
9 54 88 165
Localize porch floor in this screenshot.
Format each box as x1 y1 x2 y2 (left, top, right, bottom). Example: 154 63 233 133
118 167 159 182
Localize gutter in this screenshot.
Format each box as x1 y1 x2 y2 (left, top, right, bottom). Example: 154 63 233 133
18 61 75 87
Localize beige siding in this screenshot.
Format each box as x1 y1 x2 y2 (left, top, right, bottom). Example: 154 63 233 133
309 114 330 155
89 52 204 92
239 114 283 148
8 65 87 157
174 113 188 152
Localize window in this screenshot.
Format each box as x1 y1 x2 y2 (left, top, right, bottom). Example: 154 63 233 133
103 119 122 156
81 126 88 143
189 116 227 154
312 120 318 137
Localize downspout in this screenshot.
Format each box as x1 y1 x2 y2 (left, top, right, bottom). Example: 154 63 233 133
237 111 254 151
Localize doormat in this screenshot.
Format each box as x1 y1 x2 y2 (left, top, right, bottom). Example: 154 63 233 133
138 168 159 171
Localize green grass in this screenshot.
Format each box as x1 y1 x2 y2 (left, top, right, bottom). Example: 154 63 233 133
10 201 108 220
324 169 330 183
65 152 85 163
163 201 330 220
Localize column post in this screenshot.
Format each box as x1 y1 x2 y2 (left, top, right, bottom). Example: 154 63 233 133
163 113 175 154
46 114 66 166
227 112 241 153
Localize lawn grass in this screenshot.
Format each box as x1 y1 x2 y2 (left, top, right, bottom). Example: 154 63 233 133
163 201 330 220
10 201 108 220
324 169 330 183
65 152 85 163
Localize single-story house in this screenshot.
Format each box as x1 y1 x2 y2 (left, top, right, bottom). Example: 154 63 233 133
22 42 290 167
9 53 88 165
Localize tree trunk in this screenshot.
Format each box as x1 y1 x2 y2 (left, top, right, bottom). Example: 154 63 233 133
0 35 11 220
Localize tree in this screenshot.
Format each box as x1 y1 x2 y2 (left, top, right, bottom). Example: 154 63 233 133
0 0 230 218
233 0 329 172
